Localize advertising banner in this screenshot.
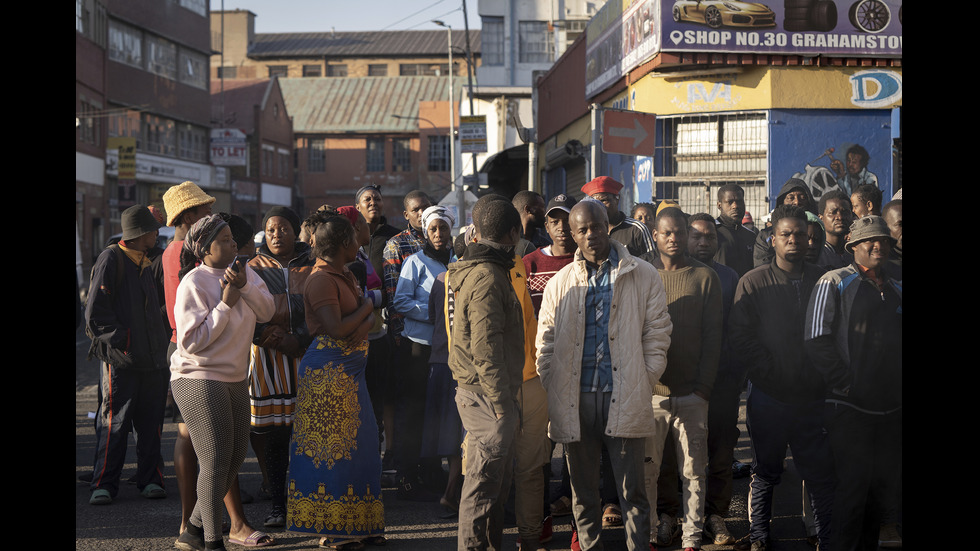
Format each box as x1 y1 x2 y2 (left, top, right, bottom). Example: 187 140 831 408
210 128 248 166
661 0 902 55
586 0 661 99
459 115 488 154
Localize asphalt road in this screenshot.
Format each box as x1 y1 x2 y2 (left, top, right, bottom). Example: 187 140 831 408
76 325 825 551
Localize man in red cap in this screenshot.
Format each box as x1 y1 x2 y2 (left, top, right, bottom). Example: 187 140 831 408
582 176 654 256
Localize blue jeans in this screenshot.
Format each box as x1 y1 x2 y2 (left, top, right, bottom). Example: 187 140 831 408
746 384 835 549
90 362 169 497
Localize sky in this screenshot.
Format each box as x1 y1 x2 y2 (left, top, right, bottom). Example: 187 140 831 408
209 0 482 33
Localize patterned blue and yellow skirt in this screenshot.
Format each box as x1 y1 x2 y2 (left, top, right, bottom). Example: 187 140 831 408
286 335 385 544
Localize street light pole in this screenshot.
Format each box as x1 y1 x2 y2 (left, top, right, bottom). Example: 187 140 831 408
434 20 464 230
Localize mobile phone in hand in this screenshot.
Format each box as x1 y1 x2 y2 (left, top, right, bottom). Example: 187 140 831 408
231 255 249 273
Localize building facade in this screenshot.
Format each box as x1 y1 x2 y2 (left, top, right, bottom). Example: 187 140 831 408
211 78 295 233
535 0 902 219
280 77 460 225
77 0 220 281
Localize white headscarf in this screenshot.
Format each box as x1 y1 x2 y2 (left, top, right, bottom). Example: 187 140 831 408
421 205 456 232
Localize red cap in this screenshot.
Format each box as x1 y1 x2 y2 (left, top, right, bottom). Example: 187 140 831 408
742 210 754 225
582 176 624 197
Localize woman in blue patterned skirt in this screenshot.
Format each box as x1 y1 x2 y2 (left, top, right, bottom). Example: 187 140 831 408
286 214 385 550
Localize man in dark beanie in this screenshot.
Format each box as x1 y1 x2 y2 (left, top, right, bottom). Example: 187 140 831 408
85 204 170 505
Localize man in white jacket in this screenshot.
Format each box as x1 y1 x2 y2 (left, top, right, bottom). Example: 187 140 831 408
536 200 673 551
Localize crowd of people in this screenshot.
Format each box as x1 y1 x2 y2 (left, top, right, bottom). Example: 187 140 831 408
81 175 901 551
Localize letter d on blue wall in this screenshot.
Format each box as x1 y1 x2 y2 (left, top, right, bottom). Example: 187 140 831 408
850 70 902 108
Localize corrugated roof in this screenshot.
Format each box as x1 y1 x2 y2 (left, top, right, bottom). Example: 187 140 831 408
249 30 480 59
279 76 461 134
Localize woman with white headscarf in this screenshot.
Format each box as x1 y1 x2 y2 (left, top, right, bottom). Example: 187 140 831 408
391 206 458 505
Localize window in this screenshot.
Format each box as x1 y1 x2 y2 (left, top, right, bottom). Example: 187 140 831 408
217 66 237 79
180 49 207 89
308 139 325 172
108 20 142 68
326 64 348 77
519 21 554 63
262 147 272 176
427 135 449 172
368 64 388 77
78 101 102 147
652 112 768 215
366 138 385 172
178 124 207 162
303 64 321 77
278 151 289 178
179 0 206 16
142 113 176 156
108 108 142 149
399 63 457 76
146 35 177 80
481 17 505 66
76 0 87 34
268 65 288 78
392 139 411 172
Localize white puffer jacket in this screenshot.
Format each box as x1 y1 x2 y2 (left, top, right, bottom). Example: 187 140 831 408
535 240 672 443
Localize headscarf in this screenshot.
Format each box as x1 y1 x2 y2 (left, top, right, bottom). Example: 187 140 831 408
336 206 361 227
421 205 455 234
183 214 228 261
355 184 381 203
421 205 456 267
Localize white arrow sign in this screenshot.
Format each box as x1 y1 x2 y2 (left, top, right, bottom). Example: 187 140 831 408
607 118 649 150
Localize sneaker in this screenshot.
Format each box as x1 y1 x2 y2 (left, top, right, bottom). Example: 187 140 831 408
655 513 680 546
733 534 753 551
878 523 902 548
732 459 752 478
264 505 286 528
704 514 734 545
540 515 553 544
550 495 573 517
750 540 771 551
89 488 112 505
140 483 167 499
570 525 581 551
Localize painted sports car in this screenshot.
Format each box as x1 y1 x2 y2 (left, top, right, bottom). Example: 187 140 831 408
672 0 777 28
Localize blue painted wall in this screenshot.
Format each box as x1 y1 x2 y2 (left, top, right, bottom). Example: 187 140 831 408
768 109 894 209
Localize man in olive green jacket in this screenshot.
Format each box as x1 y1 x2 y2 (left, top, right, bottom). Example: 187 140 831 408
448 200 525 551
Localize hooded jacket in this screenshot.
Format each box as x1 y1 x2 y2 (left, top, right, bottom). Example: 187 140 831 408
754 180 818 268
447 242 525 413
535 240 672 442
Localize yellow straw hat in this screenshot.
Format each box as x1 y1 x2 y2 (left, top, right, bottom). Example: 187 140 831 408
162 181 216 226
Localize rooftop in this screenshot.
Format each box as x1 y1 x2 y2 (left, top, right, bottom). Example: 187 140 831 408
249 29 481 59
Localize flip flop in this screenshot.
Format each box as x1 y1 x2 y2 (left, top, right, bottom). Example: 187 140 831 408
229 530 276 547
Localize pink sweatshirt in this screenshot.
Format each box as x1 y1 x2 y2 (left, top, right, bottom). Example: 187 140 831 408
170 263 275 383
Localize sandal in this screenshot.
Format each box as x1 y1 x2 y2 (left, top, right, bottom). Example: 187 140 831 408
550 495 573 517
229 529 276 547
363 535 387 546
602 503 623 527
